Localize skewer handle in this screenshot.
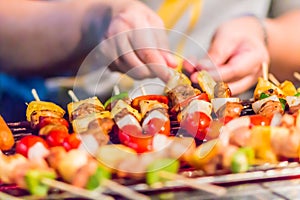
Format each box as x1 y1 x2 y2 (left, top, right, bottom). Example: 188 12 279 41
102 179 150 200
31 89 41 101
159 171 227 196
68 90 80 102
294 72 300 81
41 178 113 200
0 191 24 200
262 62 269 81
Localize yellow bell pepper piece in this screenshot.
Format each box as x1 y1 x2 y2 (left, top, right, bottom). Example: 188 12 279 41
26 101 65 122
247 126 277 163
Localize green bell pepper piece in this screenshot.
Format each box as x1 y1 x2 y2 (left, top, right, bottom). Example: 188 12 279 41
279 98 287 110
259 92 270 100
104 92 129 109
231 147 254 173
86 166 111 190
146 158 179 187
25 170 56 196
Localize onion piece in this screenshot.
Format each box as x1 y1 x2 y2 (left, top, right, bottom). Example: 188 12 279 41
252 95 280 113
270 112 282 127
286 96 300 107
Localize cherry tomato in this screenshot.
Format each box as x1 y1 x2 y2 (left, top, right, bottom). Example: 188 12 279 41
118 124 153 153
46 130 69 147
171 93 209 113
62 133 81 151
131 95 169 110
143 118 170 136
16 135 49 158
220 116 234 125
249 115 271 127
181 111 211 140
38 116 69 129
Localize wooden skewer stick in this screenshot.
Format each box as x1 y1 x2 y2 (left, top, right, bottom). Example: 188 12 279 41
113 85 120 96
294 72 300 81
268 73 280 86
0 191 24 200
159 171 227 196
140 84 147 96
68 90 79 102
102 179 150 200
31 89 41 101
262 62 269 81
41 178 113 200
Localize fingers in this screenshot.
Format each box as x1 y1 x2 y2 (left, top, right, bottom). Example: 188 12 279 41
215 52 263 83
227 75 258 96
207 30 237 66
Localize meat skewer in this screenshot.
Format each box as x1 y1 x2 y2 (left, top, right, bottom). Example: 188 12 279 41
67 91 150 200
0 150 113 199
67 91 114 155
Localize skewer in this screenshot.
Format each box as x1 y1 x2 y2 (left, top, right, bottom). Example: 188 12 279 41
31 89 40 101
262 62 269 81
140 84 147 96
66 90 150 200
113 85 120 96
102 179 151 200
68 90 79 102
159 171 227 196
268 73 280 86
0 191 24 200
294 72 300 81
41 178 113 200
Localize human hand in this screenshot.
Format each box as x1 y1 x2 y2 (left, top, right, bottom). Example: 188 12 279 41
184 16 270 95
102 0 177 82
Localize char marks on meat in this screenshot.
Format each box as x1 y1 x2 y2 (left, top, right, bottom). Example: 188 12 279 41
88 117 114 134
167 84 200 106
71 103 104 121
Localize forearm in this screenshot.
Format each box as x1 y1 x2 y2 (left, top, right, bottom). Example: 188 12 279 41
265 10 300 82
0 0 111 76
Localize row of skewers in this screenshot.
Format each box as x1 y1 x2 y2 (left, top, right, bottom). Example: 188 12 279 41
0 68 300 199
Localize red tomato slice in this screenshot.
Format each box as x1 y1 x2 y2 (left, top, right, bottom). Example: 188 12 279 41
143 118 170 136
171 93 210 113
46 130 69 147
16 135 49 158
131 95 168 110
62 133 81 151
38 116 69 129
181 111 211 140
118 124 153 153
249 115 271 127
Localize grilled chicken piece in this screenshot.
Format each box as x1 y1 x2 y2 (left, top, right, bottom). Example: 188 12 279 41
216 102 243 118
258 100 284 118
